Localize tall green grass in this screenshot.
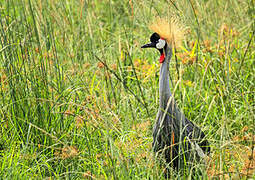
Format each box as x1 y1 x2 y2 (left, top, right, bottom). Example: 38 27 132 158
0 0 254 179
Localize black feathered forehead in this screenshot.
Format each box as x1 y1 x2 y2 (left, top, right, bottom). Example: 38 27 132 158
150 33 160 43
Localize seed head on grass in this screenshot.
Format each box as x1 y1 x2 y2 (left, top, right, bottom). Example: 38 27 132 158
61 146 79 159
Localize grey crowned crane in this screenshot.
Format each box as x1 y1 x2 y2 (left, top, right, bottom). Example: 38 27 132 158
141 18 210 171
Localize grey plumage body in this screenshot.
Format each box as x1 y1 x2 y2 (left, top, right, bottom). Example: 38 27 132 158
152 44 210 169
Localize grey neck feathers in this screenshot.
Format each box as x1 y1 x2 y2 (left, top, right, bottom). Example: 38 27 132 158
159 45 172 110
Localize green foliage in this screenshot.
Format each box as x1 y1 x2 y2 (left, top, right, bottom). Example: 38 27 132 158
0 0 254 179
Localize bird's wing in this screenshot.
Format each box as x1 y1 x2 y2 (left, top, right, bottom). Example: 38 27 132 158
172 103 210 154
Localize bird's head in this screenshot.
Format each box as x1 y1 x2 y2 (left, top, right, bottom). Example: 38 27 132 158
141 32 167 63
141 17 185 64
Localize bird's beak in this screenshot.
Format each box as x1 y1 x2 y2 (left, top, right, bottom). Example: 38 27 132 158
141 42 156 48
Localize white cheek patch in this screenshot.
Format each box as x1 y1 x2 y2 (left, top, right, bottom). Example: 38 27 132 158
156 39 166 49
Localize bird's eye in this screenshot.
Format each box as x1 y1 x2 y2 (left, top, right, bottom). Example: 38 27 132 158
156 39 166 49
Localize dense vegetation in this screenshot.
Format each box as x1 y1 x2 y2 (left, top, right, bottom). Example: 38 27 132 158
0 0 254 179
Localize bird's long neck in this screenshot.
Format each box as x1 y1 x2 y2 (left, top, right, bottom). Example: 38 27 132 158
159 45 172 110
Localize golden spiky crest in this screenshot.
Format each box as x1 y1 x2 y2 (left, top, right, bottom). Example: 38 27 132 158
150 17 185 48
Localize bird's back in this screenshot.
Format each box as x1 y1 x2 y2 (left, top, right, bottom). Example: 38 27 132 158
152 99 210 169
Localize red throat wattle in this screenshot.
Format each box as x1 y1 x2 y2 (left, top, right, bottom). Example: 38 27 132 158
159 53 165 63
